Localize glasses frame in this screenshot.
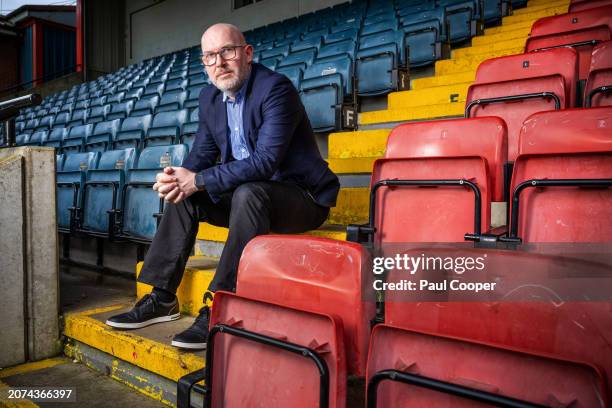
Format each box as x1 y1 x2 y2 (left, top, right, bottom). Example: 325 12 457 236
201 44 248 66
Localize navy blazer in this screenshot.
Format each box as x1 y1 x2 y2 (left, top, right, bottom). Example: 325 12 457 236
182 63 340 207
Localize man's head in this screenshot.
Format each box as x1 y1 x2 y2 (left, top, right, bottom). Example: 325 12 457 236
201 23 253 96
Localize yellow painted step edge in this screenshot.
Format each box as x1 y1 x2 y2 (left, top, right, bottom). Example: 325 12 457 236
196 223 346 242
64 307 204 383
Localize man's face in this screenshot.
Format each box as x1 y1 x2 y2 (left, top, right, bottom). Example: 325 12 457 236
201 28 253 95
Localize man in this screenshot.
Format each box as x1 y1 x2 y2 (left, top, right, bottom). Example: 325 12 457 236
105 23 340 349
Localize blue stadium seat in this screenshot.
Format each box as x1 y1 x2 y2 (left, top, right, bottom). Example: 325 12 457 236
56 151 100 233
143 82 165 98
325 27 359 44
166 78 188 92
184 86 204 109
67 108 88 127
88 104 111 124
56 154 64 171
360 19 398 37
44 128 68 149
23 118 39 133
74 100 89 110
278 49 317 69
260 45 290 60
291 37 322 53
90 96 107 107
400 7 448 42
356 30 406 95
132 95 160 117
24 130 48 146
79 148 138 237
259 57 279 70
36 114 54 131
168 70 186 80
114 114 153 150
85 119 122 152
401 19 449 67
145 109 188 146
123 87 144 102
63 124 94 153
156 90 187 113
318 39 357 60
276 66 303 90
303 27 329 40
484 0 509 25
438 0 482 43
181 108 199 148
300 54 353 131
107 100 134 120
149 73 168 85
15 133 30 145
107 92 125 104
118 144 189 242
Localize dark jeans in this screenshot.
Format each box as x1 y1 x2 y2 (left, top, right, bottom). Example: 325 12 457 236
138 181 330 293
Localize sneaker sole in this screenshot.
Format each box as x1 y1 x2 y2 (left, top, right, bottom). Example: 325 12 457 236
171 340 207 350
105 313 181 329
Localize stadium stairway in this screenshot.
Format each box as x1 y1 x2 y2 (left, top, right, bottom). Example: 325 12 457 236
59 0 572 406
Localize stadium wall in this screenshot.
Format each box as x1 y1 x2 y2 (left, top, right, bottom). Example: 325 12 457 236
124 0 347 64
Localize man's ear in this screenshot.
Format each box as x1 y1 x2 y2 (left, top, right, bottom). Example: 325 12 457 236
245 44 254 63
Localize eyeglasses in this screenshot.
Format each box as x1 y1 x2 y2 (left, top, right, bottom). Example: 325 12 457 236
201 45 247 66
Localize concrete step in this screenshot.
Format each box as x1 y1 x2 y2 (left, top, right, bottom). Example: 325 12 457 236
453 38 528 58
435 46 524 75
513 0 569 15
64 304 204 406
485 19 539 35
500 4 568 25
328 129 391 174
0 356 167 407
411 70 476 90
196 222 346 243
473 26 532 46
388 82 472 109
359 101 465 125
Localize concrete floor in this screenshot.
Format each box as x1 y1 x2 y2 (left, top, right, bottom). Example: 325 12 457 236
1 357 166 407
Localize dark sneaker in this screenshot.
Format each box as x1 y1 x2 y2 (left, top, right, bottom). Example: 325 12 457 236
106 293 180 329
171 305 210 350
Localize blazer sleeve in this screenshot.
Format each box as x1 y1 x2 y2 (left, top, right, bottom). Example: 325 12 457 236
181 90 220 173
196 76 301 202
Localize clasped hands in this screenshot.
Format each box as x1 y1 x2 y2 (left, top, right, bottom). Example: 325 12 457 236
153 167 200 204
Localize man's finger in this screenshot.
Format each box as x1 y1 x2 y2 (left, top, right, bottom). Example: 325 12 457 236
157 183 177 194
171 191 185 204
156 172 177 183
164 167 175 174
164 187 180 202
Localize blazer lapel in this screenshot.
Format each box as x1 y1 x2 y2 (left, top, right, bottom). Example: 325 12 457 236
214 93 230 162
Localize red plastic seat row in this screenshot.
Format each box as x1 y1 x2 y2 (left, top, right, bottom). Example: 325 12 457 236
466 48 579 161
570 0 612 13
525 5 612 80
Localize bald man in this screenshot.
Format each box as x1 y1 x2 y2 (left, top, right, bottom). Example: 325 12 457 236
106 23 340 349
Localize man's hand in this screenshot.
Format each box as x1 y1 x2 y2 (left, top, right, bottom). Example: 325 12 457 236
152 167 200 204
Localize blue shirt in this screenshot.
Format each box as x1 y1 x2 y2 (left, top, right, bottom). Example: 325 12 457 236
223 75 250 161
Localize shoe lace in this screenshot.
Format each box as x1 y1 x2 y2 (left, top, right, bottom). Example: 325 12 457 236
194 291 214 325
134 293 158 313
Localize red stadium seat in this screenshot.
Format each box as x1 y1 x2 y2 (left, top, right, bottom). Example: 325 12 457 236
525 6 612 80
384 117 508 201
205 292 346 408
585 40 612 107
236 236 374 377
466 48 578 161
570 0 612 12
369 156 491 243
366 324 605 407
510 106 612 242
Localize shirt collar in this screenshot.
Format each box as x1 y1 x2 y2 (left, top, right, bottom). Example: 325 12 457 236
222 70 251 103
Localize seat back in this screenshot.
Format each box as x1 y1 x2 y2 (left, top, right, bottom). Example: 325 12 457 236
122 144 188 240
57 152 100 229
115 114 153 149
510 106 612 242
570 0 612 12
367 325 605 407
526 6 612 79
146 109 188 146
585 40 612 107
208 292 346 408
385 117 508 201
81 148 137 233
87 119 122 152
236 235 374 376
466 48 579 160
